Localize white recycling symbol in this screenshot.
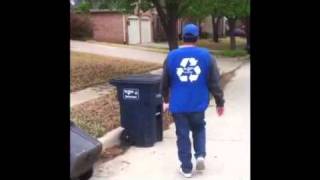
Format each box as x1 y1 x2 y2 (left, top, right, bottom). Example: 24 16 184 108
176 57 201 82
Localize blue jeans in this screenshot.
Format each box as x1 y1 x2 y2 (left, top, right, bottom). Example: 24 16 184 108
172 112 206 173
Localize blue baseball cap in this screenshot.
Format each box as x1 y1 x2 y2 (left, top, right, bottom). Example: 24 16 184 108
183 24 199 37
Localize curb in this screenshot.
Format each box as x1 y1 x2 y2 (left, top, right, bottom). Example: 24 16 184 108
97 127 124 151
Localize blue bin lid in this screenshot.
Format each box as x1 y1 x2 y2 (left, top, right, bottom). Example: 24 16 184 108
110 74 161 85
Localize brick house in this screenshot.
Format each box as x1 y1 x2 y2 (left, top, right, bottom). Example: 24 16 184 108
88 9 230 44
89 10 127 43
89 9 161 44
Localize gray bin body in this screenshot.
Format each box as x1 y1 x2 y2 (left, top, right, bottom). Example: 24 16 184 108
70 121 102 179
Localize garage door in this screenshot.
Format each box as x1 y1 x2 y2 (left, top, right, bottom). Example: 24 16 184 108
141 16 152 43
128 16 140 44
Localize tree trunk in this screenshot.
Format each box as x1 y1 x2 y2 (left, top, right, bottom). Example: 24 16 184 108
212 15 221 42
180 19 183 40
228 18 236 50
166 17 178 50
152 0 179 50
245 16 250 53
198 20 202 38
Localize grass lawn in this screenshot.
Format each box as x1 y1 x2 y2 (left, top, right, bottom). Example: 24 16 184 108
71 51 162 92
186 37 248 58
194 37 247 50
214 49 248 57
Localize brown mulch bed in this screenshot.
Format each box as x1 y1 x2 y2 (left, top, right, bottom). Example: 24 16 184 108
71 90 120 138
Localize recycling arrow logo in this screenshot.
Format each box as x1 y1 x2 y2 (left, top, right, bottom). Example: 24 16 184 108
176 57 201 82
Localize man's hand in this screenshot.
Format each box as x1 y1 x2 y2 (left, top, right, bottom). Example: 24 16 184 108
216 106 224 116
163 103 169 112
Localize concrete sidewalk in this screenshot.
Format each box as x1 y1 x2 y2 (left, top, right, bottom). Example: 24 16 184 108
70 84 115 107
90 62 250 180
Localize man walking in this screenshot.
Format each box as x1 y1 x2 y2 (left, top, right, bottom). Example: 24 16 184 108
162 24 225 178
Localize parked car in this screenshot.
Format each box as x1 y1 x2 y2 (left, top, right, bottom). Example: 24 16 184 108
232 28 246 37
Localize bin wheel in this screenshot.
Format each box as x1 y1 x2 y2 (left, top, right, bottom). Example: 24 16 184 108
78 168 93 180
120 129 134 146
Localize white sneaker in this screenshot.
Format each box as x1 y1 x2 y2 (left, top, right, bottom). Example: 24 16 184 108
179 168 192 178
196 157 205 170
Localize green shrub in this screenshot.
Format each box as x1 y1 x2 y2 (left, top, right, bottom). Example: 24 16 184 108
200 32 210 39
70 12 93 40
216 49 248 57
75 1 92 13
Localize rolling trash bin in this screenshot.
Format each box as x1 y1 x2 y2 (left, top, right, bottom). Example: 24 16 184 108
110 74 163 147
70 121 102 180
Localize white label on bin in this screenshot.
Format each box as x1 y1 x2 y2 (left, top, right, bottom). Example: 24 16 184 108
155 93 162 98
123 88 139 100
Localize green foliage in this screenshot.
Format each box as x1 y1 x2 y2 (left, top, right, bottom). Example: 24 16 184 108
200 32 210 39
85 0 250 20
177 0 250 20
99 0 129 11
216 49 248 57
179 0 211 21
75 1 93 13
222 0 250 19
139 0 154 12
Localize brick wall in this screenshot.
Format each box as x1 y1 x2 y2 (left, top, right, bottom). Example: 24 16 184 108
90 12 124 43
